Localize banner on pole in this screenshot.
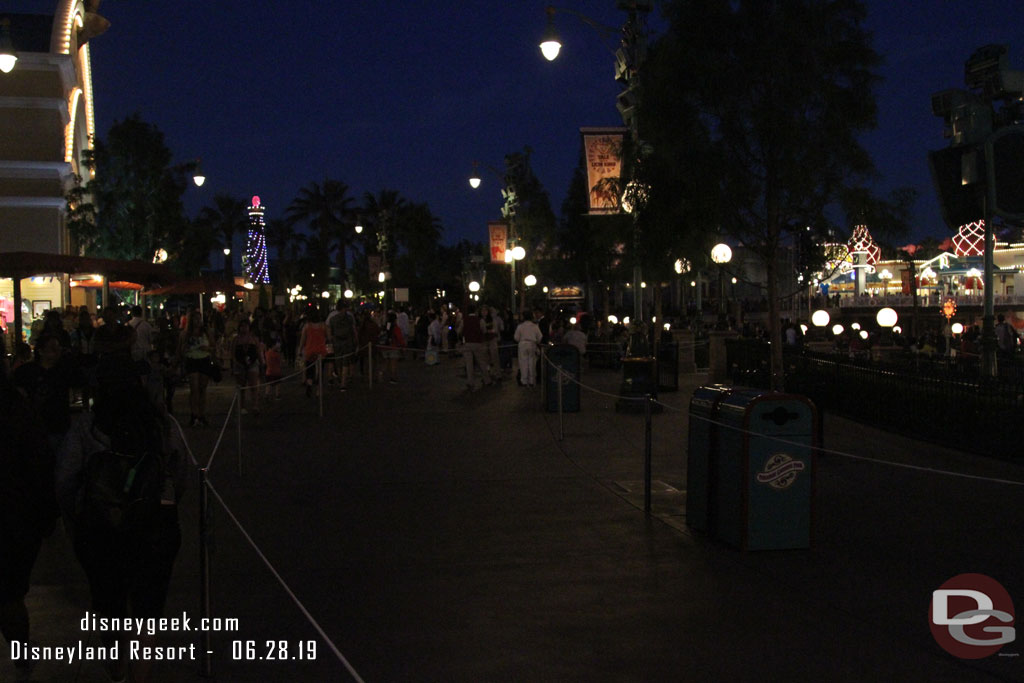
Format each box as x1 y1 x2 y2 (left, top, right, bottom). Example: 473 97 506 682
581 127 627 214
489 222 508 264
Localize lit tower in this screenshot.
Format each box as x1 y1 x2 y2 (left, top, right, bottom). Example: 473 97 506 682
245 195 270 284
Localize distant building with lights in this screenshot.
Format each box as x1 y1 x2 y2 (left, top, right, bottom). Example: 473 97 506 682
244 195 270 285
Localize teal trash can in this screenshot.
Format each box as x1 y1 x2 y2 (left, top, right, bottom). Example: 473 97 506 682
686 385 733 534
712 390 817 550
543 344 580 412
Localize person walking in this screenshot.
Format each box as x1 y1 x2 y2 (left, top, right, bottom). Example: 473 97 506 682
298 309 329 397
231 319 262 414
380 311 406 384
128 305 154 362
177 311 215 427
514 310 543 387
329 301 358 391
459 303 490 390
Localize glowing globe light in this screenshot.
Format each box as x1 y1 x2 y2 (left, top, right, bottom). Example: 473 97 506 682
504 249 513 264
811 310 830 327
851 322 861 331
951 322 964 335
354 223 363 234
893 325 902 334
876 307 898 328
623 316 631 325
710 243 733 264
511 246 526 261
800 324 808 334
469 175 482 189
344 289 354 299
607 315 618 324
524 274 537 287
321 291 330 299
859 330 869 340
832 324 844 336
378 272 386 283
569 317 577 325
468 280 481 293
540 39 561 61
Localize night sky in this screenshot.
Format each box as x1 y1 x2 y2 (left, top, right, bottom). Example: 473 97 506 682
19 1 1024 247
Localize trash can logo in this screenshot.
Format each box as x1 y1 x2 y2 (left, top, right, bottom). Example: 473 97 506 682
755 453 805 490
930 573 1015 659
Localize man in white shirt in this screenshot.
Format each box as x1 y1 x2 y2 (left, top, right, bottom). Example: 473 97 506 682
514 311 543 387
128 305 154 361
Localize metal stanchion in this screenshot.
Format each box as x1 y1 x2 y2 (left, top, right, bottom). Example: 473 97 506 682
368 343 374 391
198 467 213 678
236 391 242 477
317 356 324 417
644 394 653 516
557 368 564 441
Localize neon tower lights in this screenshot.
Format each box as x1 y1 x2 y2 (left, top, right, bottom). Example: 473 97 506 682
245 195 270 284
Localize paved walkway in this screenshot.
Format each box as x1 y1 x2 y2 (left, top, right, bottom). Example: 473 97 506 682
6 349 1024 682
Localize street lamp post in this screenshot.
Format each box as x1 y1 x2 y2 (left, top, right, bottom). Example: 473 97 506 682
470 160 523 312
541 2 652 324
710 243 732 328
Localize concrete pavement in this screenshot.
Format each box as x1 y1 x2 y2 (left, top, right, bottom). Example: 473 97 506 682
5 349 1024 682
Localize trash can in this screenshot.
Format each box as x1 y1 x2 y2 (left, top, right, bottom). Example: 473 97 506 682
686 385 733 533
543 344 580 413
657 341 679 392
712 390 817 550
615 356 661 413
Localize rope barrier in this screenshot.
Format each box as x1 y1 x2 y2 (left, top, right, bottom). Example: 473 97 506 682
539 354 1024 487
204 390 237 472
203 481 367 683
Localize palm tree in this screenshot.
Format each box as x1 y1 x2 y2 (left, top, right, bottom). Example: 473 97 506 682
196 194 249 281
362 189 407 268
286 179 354 285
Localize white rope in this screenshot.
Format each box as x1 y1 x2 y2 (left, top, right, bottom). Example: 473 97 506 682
203 390 238 472
540 356 1024 487
204 481 367 683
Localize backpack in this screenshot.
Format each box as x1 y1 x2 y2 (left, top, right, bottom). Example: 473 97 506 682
76 420 168 531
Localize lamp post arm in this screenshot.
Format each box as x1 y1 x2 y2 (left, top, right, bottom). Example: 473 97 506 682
547 5 620 52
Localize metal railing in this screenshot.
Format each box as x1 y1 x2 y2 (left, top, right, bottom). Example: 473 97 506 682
725 339 1024 458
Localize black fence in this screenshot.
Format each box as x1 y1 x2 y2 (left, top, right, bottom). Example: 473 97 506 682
725 339 1024 459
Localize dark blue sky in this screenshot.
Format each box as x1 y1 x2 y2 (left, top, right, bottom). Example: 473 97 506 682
22 1 1024 246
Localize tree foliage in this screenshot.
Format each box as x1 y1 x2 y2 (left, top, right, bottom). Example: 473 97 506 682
66 113 192 262
642 0 887 386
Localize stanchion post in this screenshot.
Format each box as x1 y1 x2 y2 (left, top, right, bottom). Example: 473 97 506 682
557 367 564 441
235 392 242 477
317 355 324 417
368 342 374 391
199 467 213 678
644 394 653 516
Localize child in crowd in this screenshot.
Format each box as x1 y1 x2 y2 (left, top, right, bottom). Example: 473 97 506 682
263 340 283 401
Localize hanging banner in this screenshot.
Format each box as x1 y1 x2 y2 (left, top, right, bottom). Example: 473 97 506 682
581 127 627 214
489 222 508 264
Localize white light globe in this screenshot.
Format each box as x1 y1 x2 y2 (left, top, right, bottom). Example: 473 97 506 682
504 249 513 264
524 274 537 287
710 243 733 264
811 310 830 327
832 324 844 336
859 330 869 340
876 307 898 328
540 40 561 61
344 289 354 299
0 54 17 74
569 317 577 325
468 280 481 292
469 176 481 189
354 224 363 234
321 291 330 299
193 174 206 187
512 246 526 261
951 322 964 335
893 325 902 334
623 316 631 325
800 324 808 334
607 315 618 324
851 322 861 331
378 272 386 283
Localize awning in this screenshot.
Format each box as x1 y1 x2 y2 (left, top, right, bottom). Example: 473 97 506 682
142 276 247 296
0 251 175 287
